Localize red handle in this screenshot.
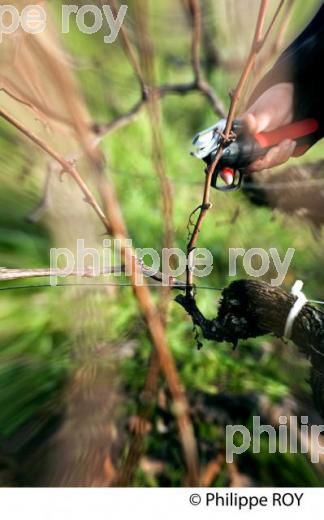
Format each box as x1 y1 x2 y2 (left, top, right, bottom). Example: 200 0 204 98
255 118 319 148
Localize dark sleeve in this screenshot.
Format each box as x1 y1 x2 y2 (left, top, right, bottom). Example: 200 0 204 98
249 2 324 139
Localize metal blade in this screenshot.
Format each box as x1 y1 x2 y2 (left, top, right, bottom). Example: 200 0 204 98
191 118 226 160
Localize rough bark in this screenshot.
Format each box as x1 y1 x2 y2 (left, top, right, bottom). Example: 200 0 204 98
176 279 324 419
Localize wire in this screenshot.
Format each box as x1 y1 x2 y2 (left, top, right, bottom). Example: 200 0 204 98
2 282 324 307
309 299 324 305
0 282 223 292
0 283 134 291
1 282 323 301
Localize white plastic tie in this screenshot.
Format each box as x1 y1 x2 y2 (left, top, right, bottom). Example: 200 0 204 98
284 280 308 340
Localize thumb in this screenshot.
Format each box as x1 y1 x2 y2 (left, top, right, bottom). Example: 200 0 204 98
242 111 272 134
242 113 258 134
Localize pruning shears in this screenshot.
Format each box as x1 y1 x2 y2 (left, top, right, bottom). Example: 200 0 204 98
191 117 319 191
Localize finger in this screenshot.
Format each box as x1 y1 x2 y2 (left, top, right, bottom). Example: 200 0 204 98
249 139 296 171
241 107 279 135
269 139 296 167
242 83 294 133
241 102 272 134
221 170 235 185
242 113 258 134
292 143 310 157
255 140 294 170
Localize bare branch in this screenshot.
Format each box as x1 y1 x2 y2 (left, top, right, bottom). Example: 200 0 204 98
94 168 200 486
93 99 145 136
0 265 187 289
110 0 146 93
185 0 286 294
93 0 225 139
200 453 225 487
0 107 112 234
116 2 175 486
134 2 174 307
261 0 285 48
93 78 226 137
253 0 294 91
117 350 160 486
197 79 226 117
188 0 203 84
0 106 199 486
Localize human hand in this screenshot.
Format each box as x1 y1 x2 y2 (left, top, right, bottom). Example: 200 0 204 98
242 82 296 171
